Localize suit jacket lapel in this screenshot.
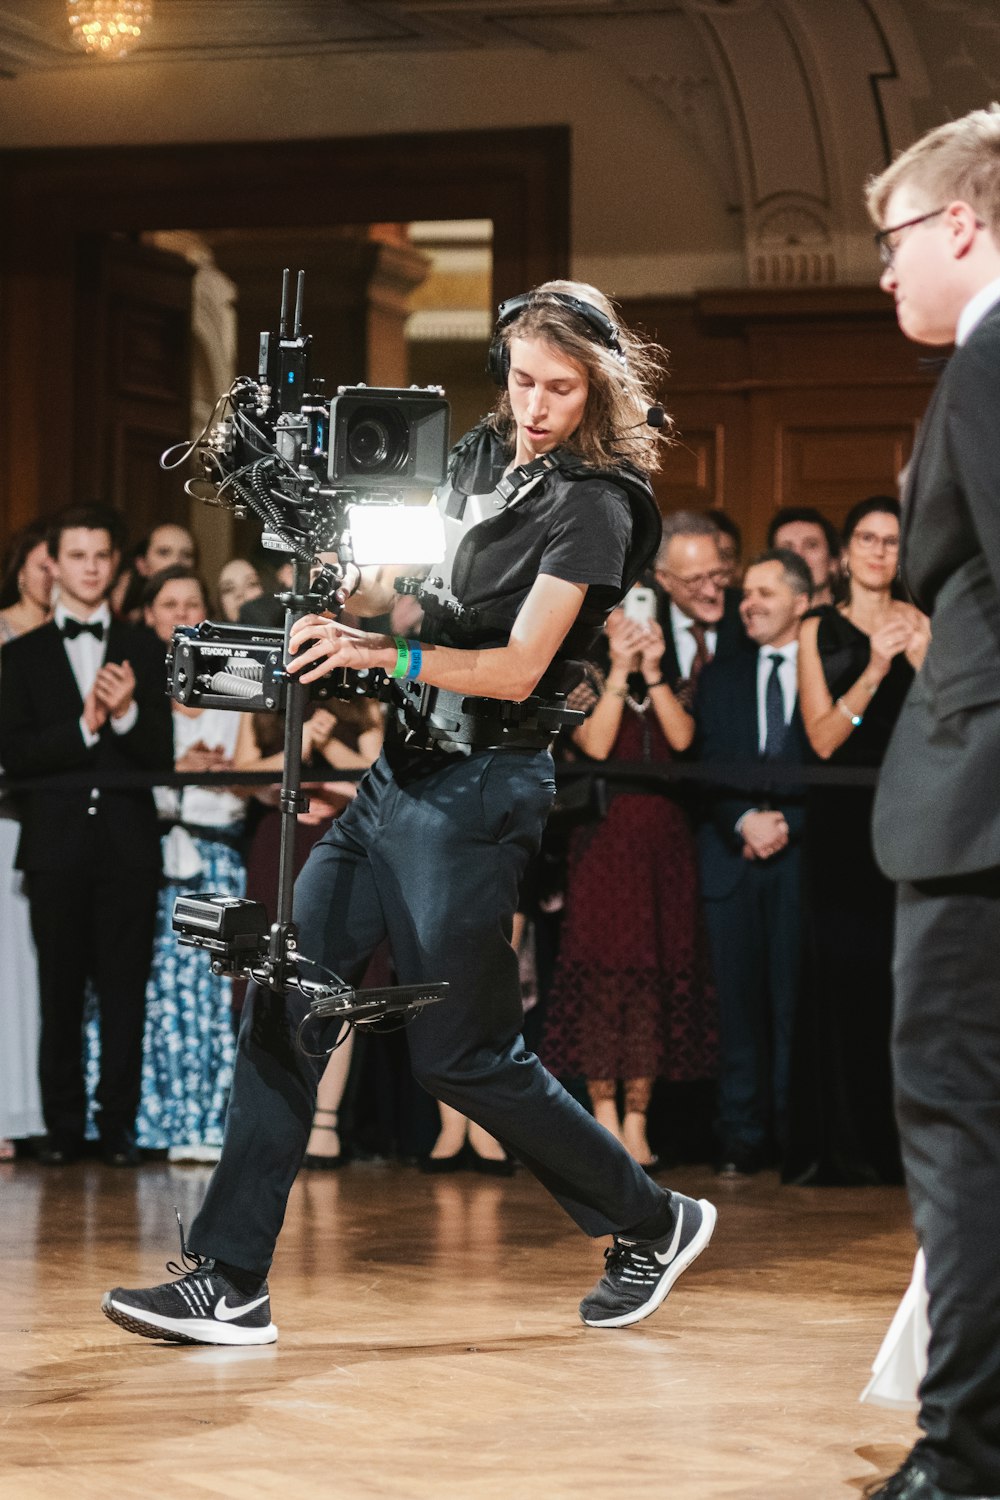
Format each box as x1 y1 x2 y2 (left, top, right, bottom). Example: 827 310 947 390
36 620 86 715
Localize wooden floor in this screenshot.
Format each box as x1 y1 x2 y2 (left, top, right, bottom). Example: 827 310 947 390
1 1157 919 1500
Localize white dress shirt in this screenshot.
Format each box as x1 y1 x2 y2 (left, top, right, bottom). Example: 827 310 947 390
956 275 1000 346
669 601 719 678
755 639 799 754
55 600 137 746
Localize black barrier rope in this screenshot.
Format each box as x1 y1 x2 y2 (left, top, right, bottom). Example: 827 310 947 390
0 757 878 795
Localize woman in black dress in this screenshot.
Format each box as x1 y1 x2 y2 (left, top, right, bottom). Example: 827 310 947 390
788 496 929 1185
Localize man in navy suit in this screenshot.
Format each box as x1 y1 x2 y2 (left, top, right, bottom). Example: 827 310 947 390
695 549 812 1176
0 504 172 1165
863 107 1000 1500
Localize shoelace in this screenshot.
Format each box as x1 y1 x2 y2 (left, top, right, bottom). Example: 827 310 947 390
603 1239 662 1288
165 1206 207 1278
603 1240 634 1275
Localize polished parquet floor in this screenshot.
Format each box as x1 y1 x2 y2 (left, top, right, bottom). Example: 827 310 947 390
1 1157 918 1500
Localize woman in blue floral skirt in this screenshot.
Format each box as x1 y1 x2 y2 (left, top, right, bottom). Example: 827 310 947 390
136 567 248 1159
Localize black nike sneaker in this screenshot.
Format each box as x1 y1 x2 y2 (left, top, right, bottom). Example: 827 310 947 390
579 1193 717 1329
102 1260 277 1346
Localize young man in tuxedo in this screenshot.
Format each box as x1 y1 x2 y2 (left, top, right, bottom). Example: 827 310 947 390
0 504 173 1166
694 549 811 1177
864 107 1000 1500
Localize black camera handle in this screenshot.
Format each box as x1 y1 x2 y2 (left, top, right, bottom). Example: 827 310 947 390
253 555 448 1044
267 553 313 986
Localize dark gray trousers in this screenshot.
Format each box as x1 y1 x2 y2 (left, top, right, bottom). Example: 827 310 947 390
190 747 668 1273
894 870 1000 1494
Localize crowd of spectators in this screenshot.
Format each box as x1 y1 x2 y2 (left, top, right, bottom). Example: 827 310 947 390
0 496 923 1186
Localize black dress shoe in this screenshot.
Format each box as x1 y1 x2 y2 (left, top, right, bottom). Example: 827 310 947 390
37 1136 84 1166
865 1453 1000 1498
715 1143 768 1178
100 1135 140 1168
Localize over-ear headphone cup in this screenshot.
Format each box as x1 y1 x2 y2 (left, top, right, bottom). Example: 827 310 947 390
486 338 509 387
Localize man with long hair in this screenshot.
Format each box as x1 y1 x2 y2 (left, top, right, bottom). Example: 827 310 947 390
101 282 717 1346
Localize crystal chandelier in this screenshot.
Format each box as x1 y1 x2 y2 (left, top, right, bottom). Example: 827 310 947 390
67 0 153 59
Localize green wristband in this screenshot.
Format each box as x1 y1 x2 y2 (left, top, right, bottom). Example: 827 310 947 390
389 635 410 680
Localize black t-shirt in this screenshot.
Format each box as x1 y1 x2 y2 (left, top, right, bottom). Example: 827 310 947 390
426 470 633 687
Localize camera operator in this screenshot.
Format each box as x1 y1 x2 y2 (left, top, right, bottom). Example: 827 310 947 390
102 281 717 1345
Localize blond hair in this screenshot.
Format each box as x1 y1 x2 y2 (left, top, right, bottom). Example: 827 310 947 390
486 279 672 473
866 103 1000 235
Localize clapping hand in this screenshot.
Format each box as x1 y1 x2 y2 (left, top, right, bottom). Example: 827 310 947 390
176 740 230 775
869 616 913 679
94 659 136 720
301 708 338 759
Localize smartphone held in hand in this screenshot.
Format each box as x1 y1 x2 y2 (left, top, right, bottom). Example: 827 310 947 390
622 585 657 625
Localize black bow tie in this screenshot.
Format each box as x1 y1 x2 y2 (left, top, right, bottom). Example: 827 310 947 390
61 617 104 641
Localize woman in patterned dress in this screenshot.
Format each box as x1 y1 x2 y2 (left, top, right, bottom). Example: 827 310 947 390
134 567 248 1158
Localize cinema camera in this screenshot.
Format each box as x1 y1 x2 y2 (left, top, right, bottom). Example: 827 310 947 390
164 269 451 1046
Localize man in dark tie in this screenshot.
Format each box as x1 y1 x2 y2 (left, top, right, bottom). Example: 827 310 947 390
652 511 748 704
694 549 812 1176
0 504 172 1166
862 107 1000 1500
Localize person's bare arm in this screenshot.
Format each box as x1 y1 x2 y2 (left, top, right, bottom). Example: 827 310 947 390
288 574 589 703
637 619 694 752
798 613 905 760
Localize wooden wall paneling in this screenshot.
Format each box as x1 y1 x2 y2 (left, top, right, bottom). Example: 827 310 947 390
1 229 79 536
623 291 937 552
73 237 193 538
0 128 570 540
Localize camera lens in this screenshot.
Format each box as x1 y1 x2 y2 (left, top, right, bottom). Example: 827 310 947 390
345 406 409 475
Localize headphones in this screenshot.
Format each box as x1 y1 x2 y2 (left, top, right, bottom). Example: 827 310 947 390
486 290 627 386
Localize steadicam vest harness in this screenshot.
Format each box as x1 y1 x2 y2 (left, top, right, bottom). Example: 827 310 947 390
391 424 663 752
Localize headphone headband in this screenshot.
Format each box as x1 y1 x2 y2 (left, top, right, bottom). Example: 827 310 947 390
486 290 626 386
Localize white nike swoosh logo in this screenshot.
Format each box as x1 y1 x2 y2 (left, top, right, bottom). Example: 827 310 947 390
215 1294 268 1321
654 1206 684 1266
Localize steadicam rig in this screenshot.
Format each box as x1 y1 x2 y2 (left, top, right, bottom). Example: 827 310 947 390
170 267 451 578
162 269 452 1045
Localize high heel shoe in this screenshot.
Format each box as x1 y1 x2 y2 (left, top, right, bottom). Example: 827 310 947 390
468 1147 515 1177
303 1108 345 1171
419 1144 468 1174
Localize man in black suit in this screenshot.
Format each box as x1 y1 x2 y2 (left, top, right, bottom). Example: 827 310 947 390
0 504 173 1166
864 108 1000 1500
652 510 748 700
695 549 811 1176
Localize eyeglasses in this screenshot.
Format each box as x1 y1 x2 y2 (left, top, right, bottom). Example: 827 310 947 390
659 568 728 591
874 208 946 269
852 530 900 553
